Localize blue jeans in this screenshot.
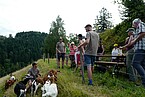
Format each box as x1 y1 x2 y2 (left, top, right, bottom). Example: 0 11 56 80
84 54 96 66
126 48 137 82
132 49 145 86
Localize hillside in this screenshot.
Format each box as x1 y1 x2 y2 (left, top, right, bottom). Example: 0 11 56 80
1 59 145 97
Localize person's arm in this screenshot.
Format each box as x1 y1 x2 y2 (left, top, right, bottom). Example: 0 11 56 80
37 69 41 76
56 43 61 53
131 32 145 44
64 43 66 53
80 40 85 54
78 38 89 48
122 35 134 49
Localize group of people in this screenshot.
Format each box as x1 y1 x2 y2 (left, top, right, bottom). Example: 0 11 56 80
111 18 145 88
56 24 99 85
10 19 145 97
56 19 145 87
125 18 145 88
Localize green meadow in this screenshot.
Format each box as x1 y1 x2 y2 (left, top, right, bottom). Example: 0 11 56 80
0 58 145 97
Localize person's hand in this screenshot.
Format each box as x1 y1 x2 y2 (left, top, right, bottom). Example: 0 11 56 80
58 50 61 53
119 46 126 50
75 47 78 51
130 39 136 46
77 45 80 48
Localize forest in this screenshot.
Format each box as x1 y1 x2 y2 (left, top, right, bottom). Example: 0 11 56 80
0 31 47 77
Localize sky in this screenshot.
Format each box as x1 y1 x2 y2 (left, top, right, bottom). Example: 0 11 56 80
0 0 122 37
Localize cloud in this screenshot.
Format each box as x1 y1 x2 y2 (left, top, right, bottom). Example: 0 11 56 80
0 26 15 37
0 0 122 37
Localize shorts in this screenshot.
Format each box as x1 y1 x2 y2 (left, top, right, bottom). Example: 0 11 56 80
65 54 69 61
84 54 96 66
69 55 75 62
57 53 65 61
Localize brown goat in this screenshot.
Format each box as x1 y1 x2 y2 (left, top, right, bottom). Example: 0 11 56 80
42 69 60 83
5 79 16 89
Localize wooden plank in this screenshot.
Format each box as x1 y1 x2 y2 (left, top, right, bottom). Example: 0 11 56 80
95 61 125 66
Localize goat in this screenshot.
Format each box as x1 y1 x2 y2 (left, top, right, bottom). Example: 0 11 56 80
5 76 16 90
41 80 51 94
14 76 31 97
30 74 44 96
41 75 58 97
43 69 60 83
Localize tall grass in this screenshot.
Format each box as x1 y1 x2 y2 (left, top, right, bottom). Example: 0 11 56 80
0 59 145 97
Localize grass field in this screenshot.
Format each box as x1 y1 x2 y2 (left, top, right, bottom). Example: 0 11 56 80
0 58 145 97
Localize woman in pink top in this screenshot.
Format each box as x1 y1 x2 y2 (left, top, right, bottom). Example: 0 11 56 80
69 42 76 68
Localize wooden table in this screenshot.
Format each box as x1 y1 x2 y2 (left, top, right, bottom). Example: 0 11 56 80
95 55 126 77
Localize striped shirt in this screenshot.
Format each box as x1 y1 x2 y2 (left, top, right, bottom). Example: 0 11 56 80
134 22 145 50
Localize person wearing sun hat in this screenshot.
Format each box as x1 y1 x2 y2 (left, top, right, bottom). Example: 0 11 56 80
111 43 120 62
131 18 145 88
121 28 137 82
69 41 76 68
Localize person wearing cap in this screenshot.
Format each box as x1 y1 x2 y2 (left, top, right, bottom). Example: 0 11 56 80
78 24 99 85
56 37 66 69
121 28 137 82
131 18 145 87
69 41 76 68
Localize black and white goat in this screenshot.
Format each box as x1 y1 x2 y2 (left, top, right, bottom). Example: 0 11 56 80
14 75 32 97
30 74 44 96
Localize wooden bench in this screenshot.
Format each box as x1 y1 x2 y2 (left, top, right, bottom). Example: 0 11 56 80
95 55 126 77
95 61 126 77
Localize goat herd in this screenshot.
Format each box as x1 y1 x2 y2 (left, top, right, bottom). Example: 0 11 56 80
4 69 59 97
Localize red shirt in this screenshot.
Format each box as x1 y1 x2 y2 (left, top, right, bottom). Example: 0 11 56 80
69 45 76 55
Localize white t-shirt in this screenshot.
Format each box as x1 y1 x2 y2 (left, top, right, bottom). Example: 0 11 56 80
111 48 119 59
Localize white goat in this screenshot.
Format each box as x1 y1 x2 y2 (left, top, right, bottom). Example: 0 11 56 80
41 76 58 97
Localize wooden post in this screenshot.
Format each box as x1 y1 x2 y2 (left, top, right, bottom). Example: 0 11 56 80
80 50 85 84
48 53 49 64
43 53 45 62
